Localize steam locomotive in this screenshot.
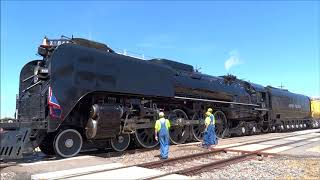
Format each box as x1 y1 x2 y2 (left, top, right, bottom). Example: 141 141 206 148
1 37 319 159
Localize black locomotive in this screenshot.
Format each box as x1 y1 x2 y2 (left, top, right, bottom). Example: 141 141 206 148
0 37 317 159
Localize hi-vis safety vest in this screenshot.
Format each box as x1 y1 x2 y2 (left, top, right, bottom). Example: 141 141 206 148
155 118 171 132
205 113 215 126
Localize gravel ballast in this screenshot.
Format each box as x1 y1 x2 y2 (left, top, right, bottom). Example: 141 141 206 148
1 139 319 179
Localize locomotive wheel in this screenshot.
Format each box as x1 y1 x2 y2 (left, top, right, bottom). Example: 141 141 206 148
135 128 158 148
168 109 190 144
261 125 269 133
111 133 130 152
213 111 228 138
191 113 206 141
54 129 83 158
39 133 56 155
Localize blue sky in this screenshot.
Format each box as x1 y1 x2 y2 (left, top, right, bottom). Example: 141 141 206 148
1 1 319 118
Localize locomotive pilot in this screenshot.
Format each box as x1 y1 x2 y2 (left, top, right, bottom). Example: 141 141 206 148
154 112 171 159
202 108 218 148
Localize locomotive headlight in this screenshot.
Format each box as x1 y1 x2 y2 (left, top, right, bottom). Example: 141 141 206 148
34 64 49 81
37 67 49 80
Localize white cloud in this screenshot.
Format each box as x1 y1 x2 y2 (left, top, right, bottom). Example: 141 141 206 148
224 50 242 71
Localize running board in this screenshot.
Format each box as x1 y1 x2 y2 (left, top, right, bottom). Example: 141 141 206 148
174 96 260 107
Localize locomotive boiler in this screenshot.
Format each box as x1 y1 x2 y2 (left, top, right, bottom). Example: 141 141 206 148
0 36 318 159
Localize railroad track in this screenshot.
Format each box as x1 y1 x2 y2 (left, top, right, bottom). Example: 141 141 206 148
42 130 320 179
0 162 17 169
2 129 318 169
0 143 158 169
140 134 320 179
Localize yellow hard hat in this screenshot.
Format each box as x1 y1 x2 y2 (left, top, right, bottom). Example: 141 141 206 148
205 112 211 116
207 108 213 113
159 112 165 117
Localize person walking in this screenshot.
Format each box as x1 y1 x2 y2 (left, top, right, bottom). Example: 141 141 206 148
202 108 218 148
154 112 171 159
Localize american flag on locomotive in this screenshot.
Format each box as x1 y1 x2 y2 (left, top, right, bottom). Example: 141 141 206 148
48 86 62 118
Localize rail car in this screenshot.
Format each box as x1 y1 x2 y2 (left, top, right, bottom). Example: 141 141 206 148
311 98 320 128
0 36 319 159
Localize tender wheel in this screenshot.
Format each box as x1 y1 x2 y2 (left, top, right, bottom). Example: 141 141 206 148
252 125 257 134
168 109 190 144
191 112 206 141
241 126 247 135
279 124 285 132
252 123 260 135
39 133 56 155
277 122 285 132
54 129 83 158
285 123 290 130
111 133 130 152
135 128 158 148
291 122 295 129
213 111 228 138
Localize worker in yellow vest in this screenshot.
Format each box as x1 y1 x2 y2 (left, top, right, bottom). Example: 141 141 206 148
154 112 171 159
202 108 218 148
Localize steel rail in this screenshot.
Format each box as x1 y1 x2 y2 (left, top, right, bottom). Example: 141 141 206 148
139 130 320 168
226 139 319 157
141 135 320 180
51 131 318 179
138 132 313 168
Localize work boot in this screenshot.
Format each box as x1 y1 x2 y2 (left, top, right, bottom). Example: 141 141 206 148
160 157 168 160
202 144 209 149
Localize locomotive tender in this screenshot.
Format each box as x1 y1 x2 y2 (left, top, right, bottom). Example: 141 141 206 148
1 37 319 159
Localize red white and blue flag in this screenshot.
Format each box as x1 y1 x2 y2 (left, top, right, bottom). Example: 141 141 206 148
48 86 62 118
